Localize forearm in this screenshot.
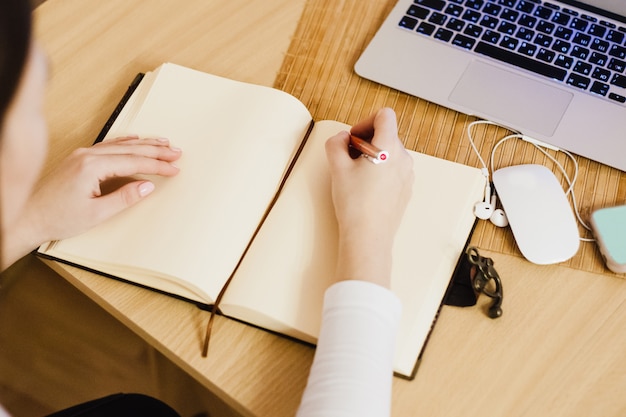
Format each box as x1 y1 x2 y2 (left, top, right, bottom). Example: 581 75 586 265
1 218 42 270
335 228 394 288
296 280 401 417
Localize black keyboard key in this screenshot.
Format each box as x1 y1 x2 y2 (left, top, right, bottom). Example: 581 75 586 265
500 0 516 7
571 45 589 59
408 5 430 19
591 38 609 53
551 12 570 26
574 61 592 75
611 73 626 88
572 32 591 47
516 0 534 14
498 21 517 35
501 9 519 22
447 18 465 31
534 33 553 47
400 16 419 30
483 2 502 16
519 14 537 28
609 93 626 103
600 20 616 29
581 13 597 22
474 41 567 80
434 27 454 41
464 23 483 37
608 57 626 73
570 17 588 31
444 4 464 17
567 73 591 89
429 12 448 25
609 45 626 60
589 52 608 66
518 41 537 56
552 40 571 54
482 29 501 43
516 27 535 41
415 0 446 11
534 6 553 19
452 33 477 49
590 80 609 96
588 23 607 38
592 67 611 82
555 26 573 40
500 35 519 50
607 30 625 45
417 21 437 35
554 54 574 69
537 47 556 62
480 15 499 29
462 9 481 23
465 0 484 10
536 20 555 34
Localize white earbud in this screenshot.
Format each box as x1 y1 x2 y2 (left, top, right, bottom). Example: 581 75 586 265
474 183 495 220
489 208 509 227
474 181 509 227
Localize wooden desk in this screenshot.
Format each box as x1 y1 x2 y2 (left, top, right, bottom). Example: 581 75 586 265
33 0 626 416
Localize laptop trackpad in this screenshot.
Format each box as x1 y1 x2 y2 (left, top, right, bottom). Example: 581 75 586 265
449 60 573 136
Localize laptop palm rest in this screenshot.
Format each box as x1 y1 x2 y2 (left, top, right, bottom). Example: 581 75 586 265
449 60 573 136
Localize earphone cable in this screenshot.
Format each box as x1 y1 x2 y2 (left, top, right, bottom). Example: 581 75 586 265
466 119 594 242
529 144 594 241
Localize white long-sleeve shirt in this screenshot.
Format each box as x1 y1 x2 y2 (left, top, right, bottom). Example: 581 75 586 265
296 280 402 417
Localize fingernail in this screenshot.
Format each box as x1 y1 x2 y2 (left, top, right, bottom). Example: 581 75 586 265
170 146 182 152
156 137 169 143
139 181 155 197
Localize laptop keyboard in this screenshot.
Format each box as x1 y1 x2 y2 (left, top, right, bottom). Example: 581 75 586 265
398 0 626 104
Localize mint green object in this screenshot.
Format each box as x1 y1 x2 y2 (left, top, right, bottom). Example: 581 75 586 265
591 205 626 273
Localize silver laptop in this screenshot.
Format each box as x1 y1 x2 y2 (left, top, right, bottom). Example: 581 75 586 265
355 0 626 171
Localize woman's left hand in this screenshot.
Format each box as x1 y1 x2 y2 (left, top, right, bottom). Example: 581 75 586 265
4 136 181 267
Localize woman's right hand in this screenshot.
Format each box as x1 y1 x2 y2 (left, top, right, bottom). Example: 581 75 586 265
325 108 414 287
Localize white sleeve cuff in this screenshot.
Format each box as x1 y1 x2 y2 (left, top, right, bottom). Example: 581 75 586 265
296 280 402 417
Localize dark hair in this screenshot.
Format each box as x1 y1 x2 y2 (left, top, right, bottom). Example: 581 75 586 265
0 0 31 269
0 0 32 130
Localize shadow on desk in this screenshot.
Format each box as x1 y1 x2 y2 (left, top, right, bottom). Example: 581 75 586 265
0 255 240 417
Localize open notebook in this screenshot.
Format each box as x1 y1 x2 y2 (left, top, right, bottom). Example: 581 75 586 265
38 63 486 379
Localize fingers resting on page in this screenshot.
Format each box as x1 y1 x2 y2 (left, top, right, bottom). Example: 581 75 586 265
8 136 181 262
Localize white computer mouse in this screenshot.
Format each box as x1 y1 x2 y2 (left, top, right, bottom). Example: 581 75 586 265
492 164 580 265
